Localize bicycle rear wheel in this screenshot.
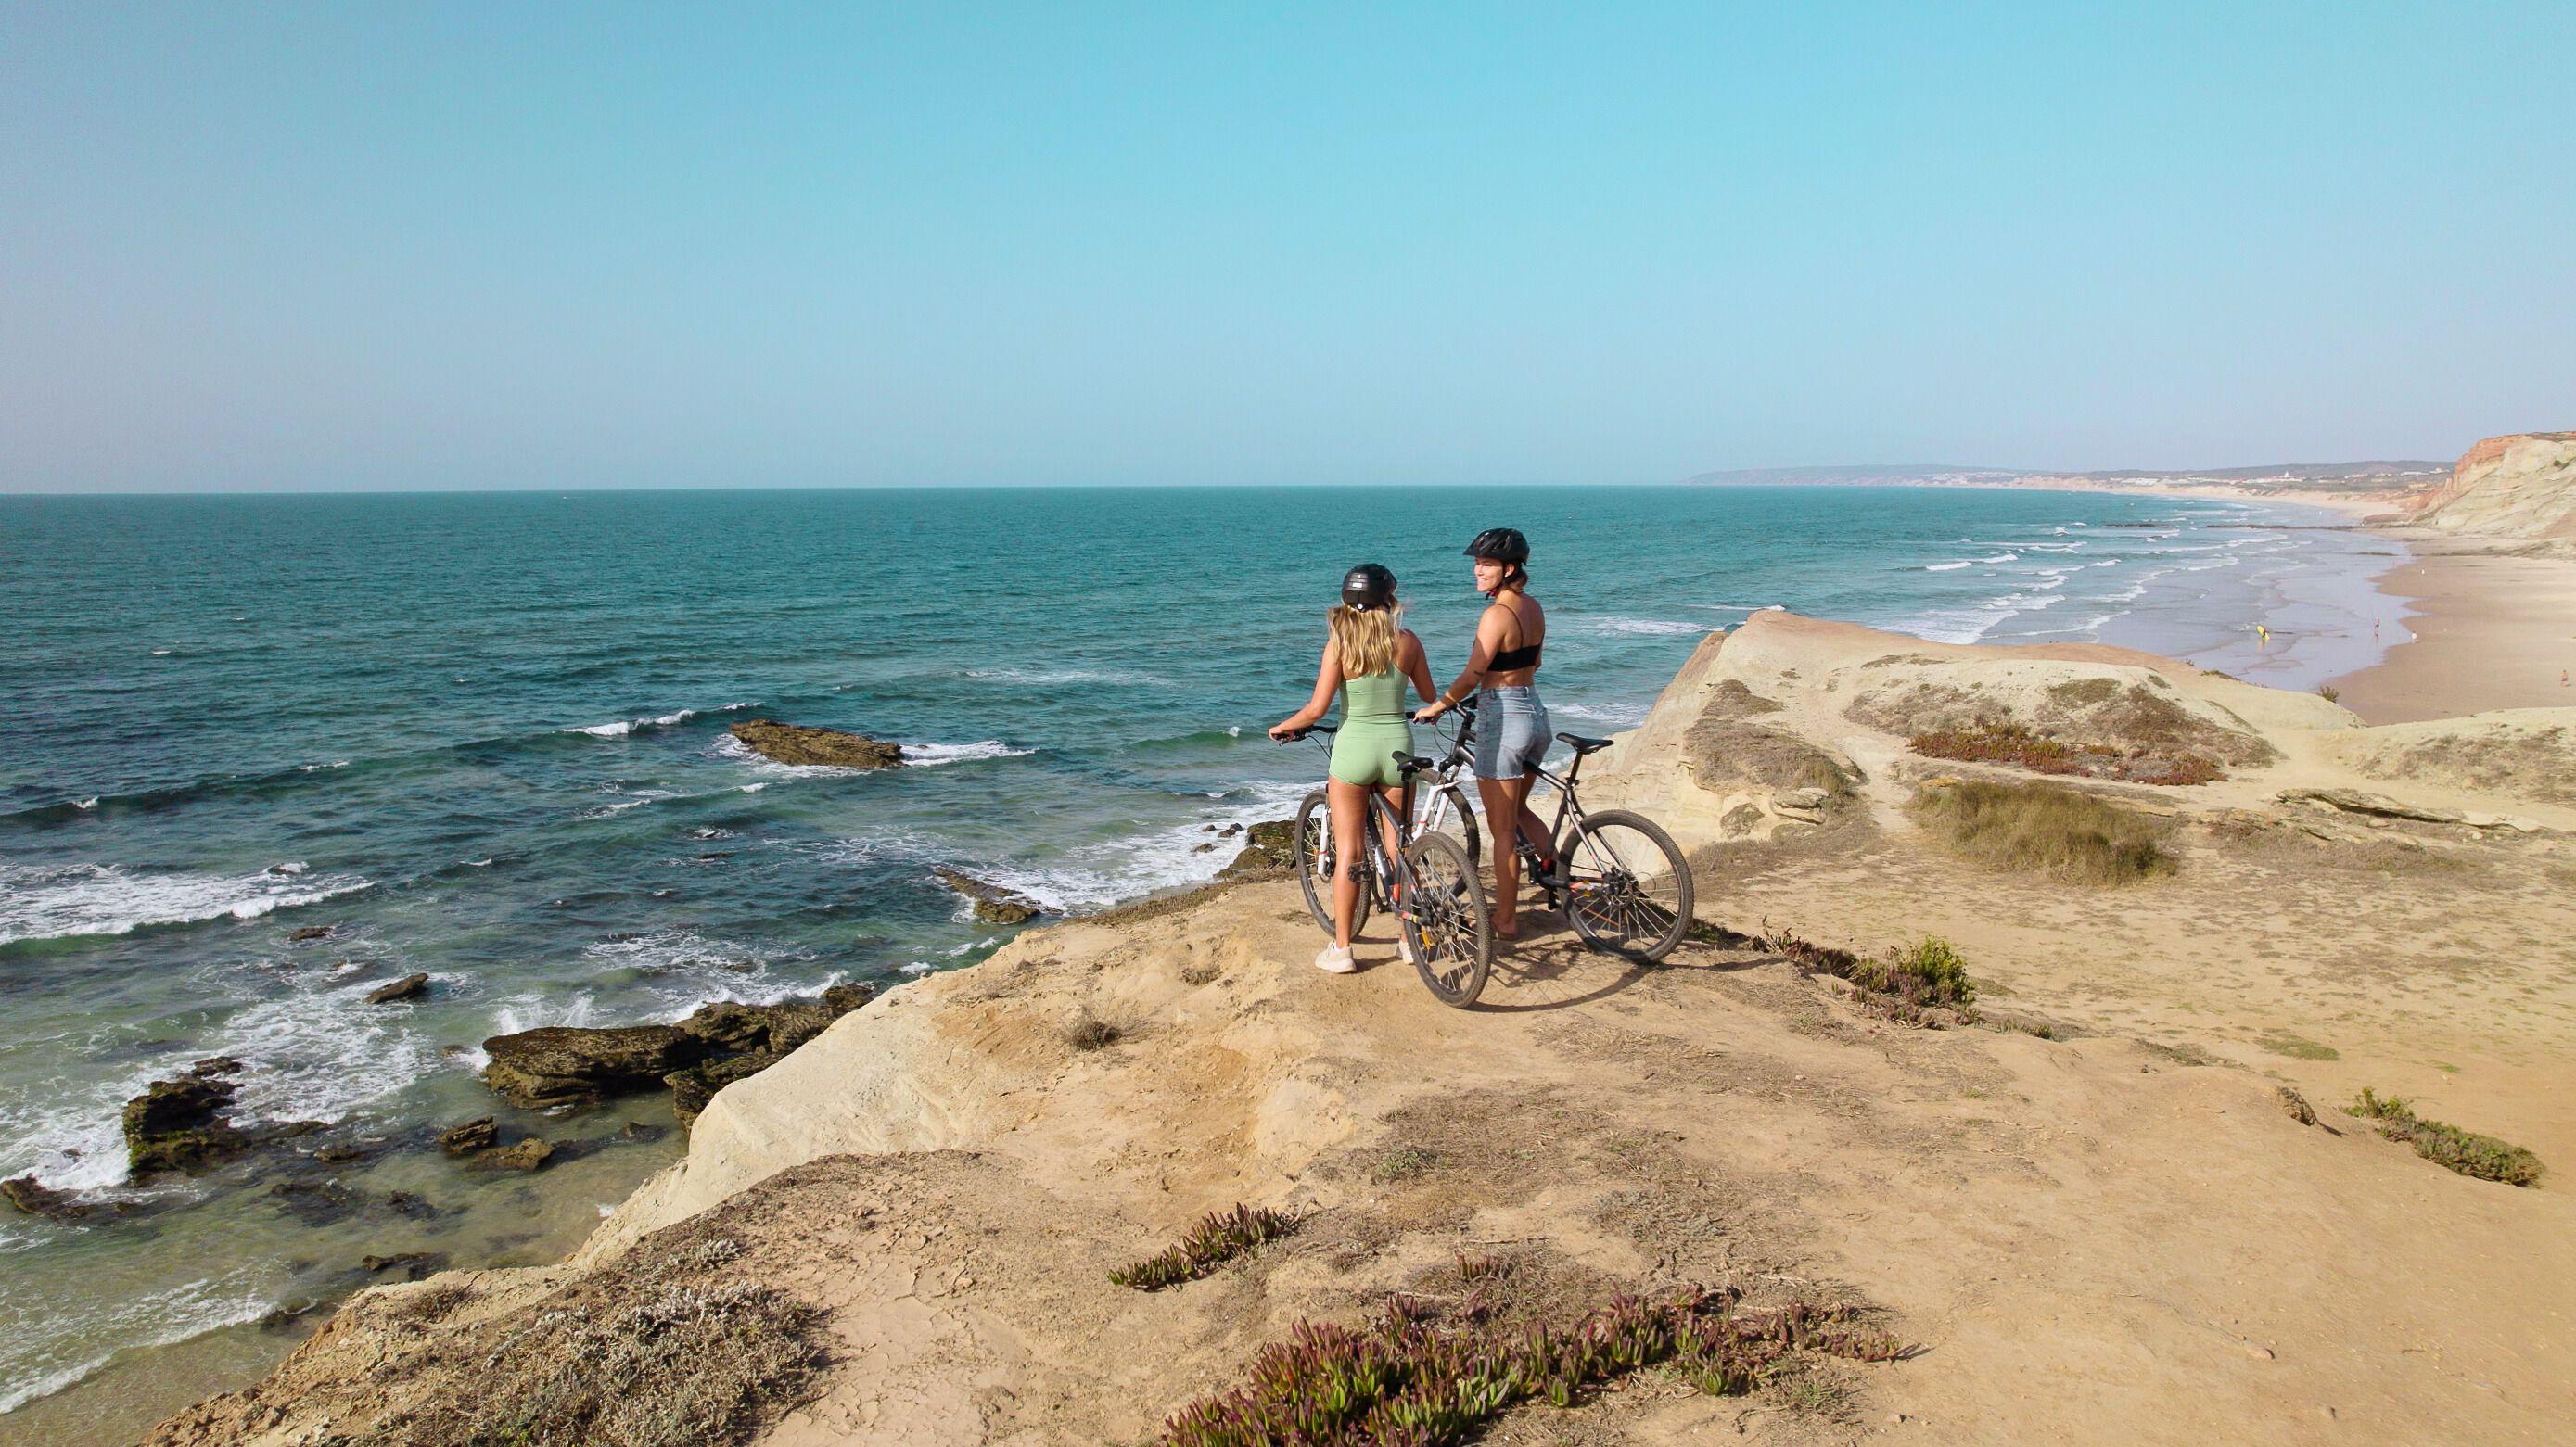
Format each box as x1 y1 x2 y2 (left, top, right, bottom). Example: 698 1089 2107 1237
1559 809 1694 962
1294 790 1369 937
1401 832 1492 1007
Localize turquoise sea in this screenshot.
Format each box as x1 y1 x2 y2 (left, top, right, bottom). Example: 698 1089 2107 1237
0 484 2409 1441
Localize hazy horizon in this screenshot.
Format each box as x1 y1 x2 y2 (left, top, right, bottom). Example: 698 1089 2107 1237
5 4 2570 495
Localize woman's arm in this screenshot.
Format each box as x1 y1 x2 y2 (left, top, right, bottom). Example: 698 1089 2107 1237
1415 605 1509 719
1268 635 1343 739
1401 629 1437 704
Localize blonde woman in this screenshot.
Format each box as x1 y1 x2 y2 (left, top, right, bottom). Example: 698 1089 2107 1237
1269 564 1438 972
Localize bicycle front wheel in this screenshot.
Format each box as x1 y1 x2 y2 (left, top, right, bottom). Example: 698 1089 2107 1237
1419 781 1482 871
1401 832 1492 1007
1294 790 1369 937
1560 809 1694 963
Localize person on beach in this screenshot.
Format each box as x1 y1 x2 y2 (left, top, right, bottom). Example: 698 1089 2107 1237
1269 564 1437 974
1413 528 1553 942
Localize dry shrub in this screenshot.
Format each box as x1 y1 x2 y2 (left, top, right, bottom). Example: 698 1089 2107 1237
385 1276 824 1446
1910 720 2223 786
1908 780 2175 885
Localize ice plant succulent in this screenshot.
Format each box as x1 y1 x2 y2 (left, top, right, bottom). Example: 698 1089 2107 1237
1155 1287 1905 1444
1109 1203 1300 1290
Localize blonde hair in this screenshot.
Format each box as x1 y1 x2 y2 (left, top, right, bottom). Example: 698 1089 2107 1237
1328 603 1401 678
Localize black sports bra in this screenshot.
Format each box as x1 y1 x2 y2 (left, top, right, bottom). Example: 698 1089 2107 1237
1488 641 1542 671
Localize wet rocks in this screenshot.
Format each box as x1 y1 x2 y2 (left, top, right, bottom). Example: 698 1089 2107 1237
935 869 1046 925
728 719 903 768
478 1138 556 1173
123 1058 251 1174
362 1251 451 1281
479 985 876 1117
364 972 430 1004
436 1118 500 1155
287 925 338 943
2 1174 100 1222
479 1025 699 1109
1221 819 1300 877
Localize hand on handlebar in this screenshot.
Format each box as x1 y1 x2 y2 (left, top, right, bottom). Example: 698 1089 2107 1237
1269 721 1306 743
1411 700 1449 724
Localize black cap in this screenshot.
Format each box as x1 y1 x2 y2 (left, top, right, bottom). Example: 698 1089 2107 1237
1463 527 1530 565
1341 563 1397 610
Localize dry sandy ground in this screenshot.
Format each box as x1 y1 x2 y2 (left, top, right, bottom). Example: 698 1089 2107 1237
2329 538 2576 723
148 613 2576 1447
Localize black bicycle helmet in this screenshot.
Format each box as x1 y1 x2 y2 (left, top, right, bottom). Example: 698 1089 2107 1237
1463 527 1530 565
1341 563 1397 610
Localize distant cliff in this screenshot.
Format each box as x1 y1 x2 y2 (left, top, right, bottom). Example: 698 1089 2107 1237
2408 432 2576 540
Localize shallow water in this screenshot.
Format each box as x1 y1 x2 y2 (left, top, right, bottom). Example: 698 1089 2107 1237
0 483 2405 1438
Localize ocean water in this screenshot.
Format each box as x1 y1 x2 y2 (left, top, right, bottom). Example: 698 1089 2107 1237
0 483 2407 1439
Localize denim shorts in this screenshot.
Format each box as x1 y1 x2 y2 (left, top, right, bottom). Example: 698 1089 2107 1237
1472 686 1551 780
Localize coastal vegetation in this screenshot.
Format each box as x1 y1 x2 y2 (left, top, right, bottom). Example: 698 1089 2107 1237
1155 1287 1904 1444
1906 778 2177 884
1109 1203 1300 1290
1908 719 2225 786
1758 927 1978 1025
2345 1088 2544 1187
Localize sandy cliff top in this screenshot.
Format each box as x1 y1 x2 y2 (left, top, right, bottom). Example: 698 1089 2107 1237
2405 431 2576 541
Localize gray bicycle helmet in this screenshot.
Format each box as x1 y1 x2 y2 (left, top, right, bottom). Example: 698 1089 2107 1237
1463 527 1530 565
1341 563 1397 610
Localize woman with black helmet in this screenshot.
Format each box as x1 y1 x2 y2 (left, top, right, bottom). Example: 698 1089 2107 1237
1268 564 1438 974
1413 527 1551 941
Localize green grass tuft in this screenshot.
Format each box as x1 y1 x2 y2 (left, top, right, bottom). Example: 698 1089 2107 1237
1908 779 2177 885
1109 1204 1300 1290
2258 1032 2340 1061
2346 1088 2543 1187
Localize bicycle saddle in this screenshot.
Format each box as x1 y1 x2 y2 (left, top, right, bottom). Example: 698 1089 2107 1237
1392 752 1436 772
1555 732 1614 755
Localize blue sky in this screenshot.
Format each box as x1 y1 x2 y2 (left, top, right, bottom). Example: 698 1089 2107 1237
3 2 2570 491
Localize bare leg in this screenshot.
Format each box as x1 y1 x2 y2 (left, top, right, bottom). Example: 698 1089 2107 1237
1328 779 1368 950
1374 785 1409 899
1477 773 1536 939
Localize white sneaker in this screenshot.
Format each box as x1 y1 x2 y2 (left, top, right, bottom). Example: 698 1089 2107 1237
1314 944 1357 974
1398 933 1422 967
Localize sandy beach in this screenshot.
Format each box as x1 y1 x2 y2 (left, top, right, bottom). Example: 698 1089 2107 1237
2328 535 2576 722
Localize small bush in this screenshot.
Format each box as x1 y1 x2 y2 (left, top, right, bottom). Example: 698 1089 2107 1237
1763 928 1976 1026
1065 1015 1122 1051
1110 1204 1299 1289
2346 1089 2543 1187
2258 1032 2340 1061
2316 684 2341 704
1908 780 2176 885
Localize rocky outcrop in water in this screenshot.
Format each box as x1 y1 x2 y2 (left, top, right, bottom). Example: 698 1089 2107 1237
2407 432 2576 541
935 869 1047 924
363 972 429 1004
729 719 903 768
1220 818 1300 876
3 1174 101 1221
123 1059 250 1174
479 984 875 1115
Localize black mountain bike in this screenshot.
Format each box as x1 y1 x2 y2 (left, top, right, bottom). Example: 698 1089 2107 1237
1279 724 1495 1007
1492 730 1695 963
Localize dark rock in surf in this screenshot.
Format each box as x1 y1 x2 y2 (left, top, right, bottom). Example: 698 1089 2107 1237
479 1026 699 1109
728 719 903 768
3 1174 101 1222
478 985 875 1112
437 1118 500 1155
665 1050 784 1125
364 972 430 1004
934 869 1046 925
123 1058 251 1174
361 1251 450 1280
287 925 338 943
476 1138 555 1173
1220 819 1300 878
270 1179 363 1226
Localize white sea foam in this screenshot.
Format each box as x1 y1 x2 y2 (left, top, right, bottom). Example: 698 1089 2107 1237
1552 700 1651 727
0 863 374 947
899 740 1036 768
565 708 697 738
1922 560 1974 572
961 666 1170 687
0 1270 274 1414
740 781 769 793
73 797 98 810
149 648 172 656
1580 617 1709 637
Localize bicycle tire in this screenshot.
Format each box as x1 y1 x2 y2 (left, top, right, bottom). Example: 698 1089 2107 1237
1294 790 1370 937
1559 809 1694 963
1401 831 1493 1007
